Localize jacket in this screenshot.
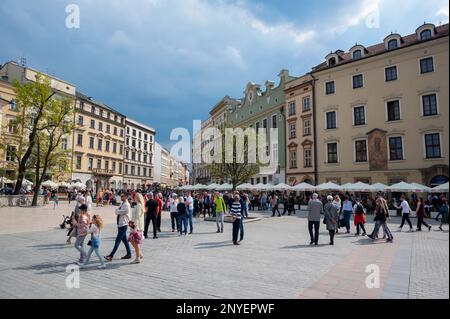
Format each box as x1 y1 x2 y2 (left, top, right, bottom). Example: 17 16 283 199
307 199 324 222
116 201 131 227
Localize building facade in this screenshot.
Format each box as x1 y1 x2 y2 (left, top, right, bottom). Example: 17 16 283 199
73 92 126 192
123 118 155 190
0 79 18 181
312 23 449 186
284 74 316 186
227 70 295 185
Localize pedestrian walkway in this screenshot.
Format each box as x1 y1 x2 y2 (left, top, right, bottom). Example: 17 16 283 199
0 205 448 299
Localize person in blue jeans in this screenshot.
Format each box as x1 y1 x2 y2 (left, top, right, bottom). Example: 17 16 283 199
185 192 194 234
105 193 132 261
342 196 353 234
177 196 188 235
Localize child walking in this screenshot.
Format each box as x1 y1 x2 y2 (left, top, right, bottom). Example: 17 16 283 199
80 215 106 269
73 205 90 264
128 221 143 264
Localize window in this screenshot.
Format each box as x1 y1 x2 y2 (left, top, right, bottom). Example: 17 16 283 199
422 94 438 116
107 112 110 119
353 50 362 59
289 123 296 139
325 81 335 95
389 137 403 160
262 118 268 129
126 138 129 146
144 133 148 141
326 111 337 129
132 139 136 148
89 137 94 149
304 148 312 168
78 116 84 126
143 167 147 177
420 29 432 41
271 115 277 129
97 159 101 169
113 127 117 136
132 152 136 161
303 119 311 136
138 131 142 139
131 166 135 175
272 143 278 163
127 127 130 135
9 99 18 111
105 141 110 152
106 124 110 134
353 106 366 126
328 57 336 66
352 74 364 89
288 101 296 115
104 160 109 171
88 158 93 171
76 156 82 170
387 100 401 121
77 134 83 146
143 154 147 163
137 167 141 176
99 110 103 118
385 66 398 81
302 96 310 112
289 150 297 169
120 129 124 137
150 135 153 142
113 142 117 153
144 143 147 151
132 129 136 137
125 164 129 175
90 119 95 129
119 144 123 155
8 119 16 133
420 57 434 74
98 139 103 151
61 138 68 150
98 122 103 131
355 140 368 162
119 163 123 174
112 162 116 173
5 146 16 162
327 143 338 163
388 39 398 50
126 150 129 160
425 133 441 159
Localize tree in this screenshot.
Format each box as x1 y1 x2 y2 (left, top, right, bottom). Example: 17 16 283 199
208 127 264 191
30 96 74 205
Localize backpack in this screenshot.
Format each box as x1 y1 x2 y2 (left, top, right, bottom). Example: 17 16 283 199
355 204 364 215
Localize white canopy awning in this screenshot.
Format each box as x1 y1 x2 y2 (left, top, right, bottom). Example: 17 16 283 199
273 183 292 191
42 180 58 189
217 183 233 191
315 182 341 191
253 183 273 191
236 183 254 191
431 182 449 192
369 183 388 192
344 182 373 192
386 182 426 193
0 177 14 184
291 182 316 192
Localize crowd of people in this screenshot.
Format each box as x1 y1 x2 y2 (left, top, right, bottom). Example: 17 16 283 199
62 187 449 270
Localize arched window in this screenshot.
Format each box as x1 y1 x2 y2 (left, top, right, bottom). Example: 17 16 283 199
353 49 362 59
328 57 336 66
388 39 398 50
420 29 432 41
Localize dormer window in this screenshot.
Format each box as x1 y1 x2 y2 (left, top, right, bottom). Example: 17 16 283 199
388 39 398 50
329 57 336 66
353 50 362 59
416 23 435 41
420 29 432 41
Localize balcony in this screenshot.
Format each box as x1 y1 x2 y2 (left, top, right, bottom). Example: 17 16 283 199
92 168 115 176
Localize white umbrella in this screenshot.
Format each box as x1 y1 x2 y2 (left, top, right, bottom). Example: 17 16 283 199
236 183 254 191
217 183 233 191
315 182 341 191
42 180 58 189
253 183 273 191
369 183 388 192
431 182 449 192
291 182 315 192
192 184 207 191
0 177 13 184
72 182 86 189
340 183 353 191
410 183 431 193
386 182 425 193
58 181 71 188
344 182 372 192
273 183 292 191
206 183 221 191
22 179 33 186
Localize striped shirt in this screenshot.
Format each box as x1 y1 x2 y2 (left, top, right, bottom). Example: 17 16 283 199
230 201 242 220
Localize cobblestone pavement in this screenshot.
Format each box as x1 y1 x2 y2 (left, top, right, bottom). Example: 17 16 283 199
0 205 448 299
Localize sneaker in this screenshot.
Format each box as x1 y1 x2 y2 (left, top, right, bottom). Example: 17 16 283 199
77 261 85 266
153 236 158 239
233 242 240 245
386 239 393 243
97 264 106 269
130 259 141 264
367 234 375 240
104 256 113 262
416 229 422 232
362 233 366 236
355 233 360 236
428 226 432 232
309 241 314 245
121 255 132 260
216 230 221 233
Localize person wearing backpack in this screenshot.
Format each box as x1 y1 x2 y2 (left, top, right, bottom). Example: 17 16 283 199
353 198 367 236
396 195 413 232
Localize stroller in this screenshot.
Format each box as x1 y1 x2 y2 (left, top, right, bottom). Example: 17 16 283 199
60 214 73 230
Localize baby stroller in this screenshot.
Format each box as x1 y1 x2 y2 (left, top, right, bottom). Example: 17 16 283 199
60 214 72 230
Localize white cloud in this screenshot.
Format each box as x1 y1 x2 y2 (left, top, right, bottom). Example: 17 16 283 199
436 7 449 22
224 46 246 70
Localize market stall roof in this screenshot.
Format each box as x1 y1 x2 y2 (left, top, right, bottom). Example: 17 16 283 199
315 182 341 191
386 182 426 192
273 183 292 191
291 182 316 192
431 182 449 192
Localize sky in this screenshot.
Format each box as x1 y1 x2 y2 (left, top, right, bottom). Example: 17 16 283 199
0 0 448 149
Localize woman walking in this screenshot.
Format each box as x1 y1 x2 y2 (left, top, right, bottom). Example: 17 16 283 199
130 193 145 263
353 198 367 236
230 195 242 245
367 197 394 242
341 196 352 234
80 214 106 269
74 204 90 264
416 197 432 231
438 199 449 231
324 196 339 245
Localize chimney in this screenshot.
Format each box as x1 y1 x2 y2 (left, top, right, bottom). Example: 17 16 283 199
265 80 275 92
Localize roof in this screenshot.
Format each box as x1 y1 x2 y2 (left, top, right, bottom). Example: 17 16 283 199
126 117 156 133
76 91 126 117
312 23 449 73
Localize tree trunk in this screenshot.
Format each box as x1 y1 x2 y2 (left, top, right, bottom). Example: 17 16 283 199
32 156 40 207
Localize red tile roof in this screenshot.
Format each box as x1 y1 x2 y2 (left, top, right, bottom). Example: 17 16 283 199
312 23 449 72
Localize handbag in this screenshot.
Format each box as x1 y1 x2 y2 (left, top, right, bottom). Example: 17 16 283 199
338 219 345 228
87 240 92 246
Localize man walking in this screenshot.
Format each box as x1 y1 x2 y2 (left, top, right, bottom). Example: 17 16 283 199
307 193 323 246
144 193 159 239
105 193 132 261
214 192 227 233
396 195 413 232
271 194 281 217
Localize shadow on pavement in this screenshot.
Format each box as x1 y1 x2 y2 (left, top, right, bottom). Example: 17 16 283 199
281 244 328 249
194 241 233 249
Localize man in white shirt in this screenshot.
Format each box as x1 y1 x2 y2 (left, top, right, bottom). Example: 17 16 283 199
396 195 413 231
185 192 194 234
105 193 132 261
